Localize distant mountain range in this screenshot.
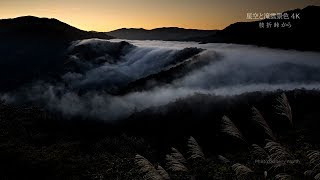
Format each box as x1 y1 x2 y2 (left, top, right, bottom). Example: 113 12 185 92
106 6 320 51
106 27 217 41
1 5 319 51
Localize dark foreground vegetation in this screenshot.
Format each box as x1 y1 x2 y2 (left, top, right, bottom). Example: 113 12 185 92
1 89 320 179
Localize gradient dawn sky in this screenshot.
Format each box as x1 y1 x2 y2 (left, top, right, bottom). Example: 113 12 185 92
0 0 319 31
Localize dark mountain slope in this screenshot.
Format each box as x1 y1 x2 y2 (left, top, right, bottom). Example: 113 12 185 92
198 6 320 51
0 16 113 91
0 16 113 41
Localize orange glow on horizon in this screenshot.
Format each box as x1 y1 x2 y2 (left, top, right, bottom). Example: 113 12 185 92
0 0 319 32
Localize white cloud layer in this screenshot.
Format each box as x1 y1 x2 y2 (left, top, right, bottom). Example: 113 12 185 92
2 39 320 121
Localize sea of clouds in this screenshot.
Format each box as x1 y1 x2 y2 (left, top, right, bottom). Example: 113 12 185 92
2 39 320 121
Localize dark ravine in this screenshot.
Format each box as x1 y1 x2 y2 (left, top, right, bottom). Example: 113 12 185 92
116 48 215 95
64 41 205 92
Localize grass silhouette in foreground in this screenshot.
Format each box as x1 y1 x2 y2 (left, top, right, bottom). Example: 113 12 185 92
1 90 320 179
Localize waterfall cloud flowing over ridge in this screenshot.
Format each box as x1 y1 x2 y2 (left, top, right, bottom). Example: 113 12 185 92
2 39 320 121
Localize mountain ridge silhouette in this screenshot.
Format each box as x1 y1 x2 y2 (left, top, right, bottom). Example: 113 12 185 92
0 16 113 41
106 6 320 51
